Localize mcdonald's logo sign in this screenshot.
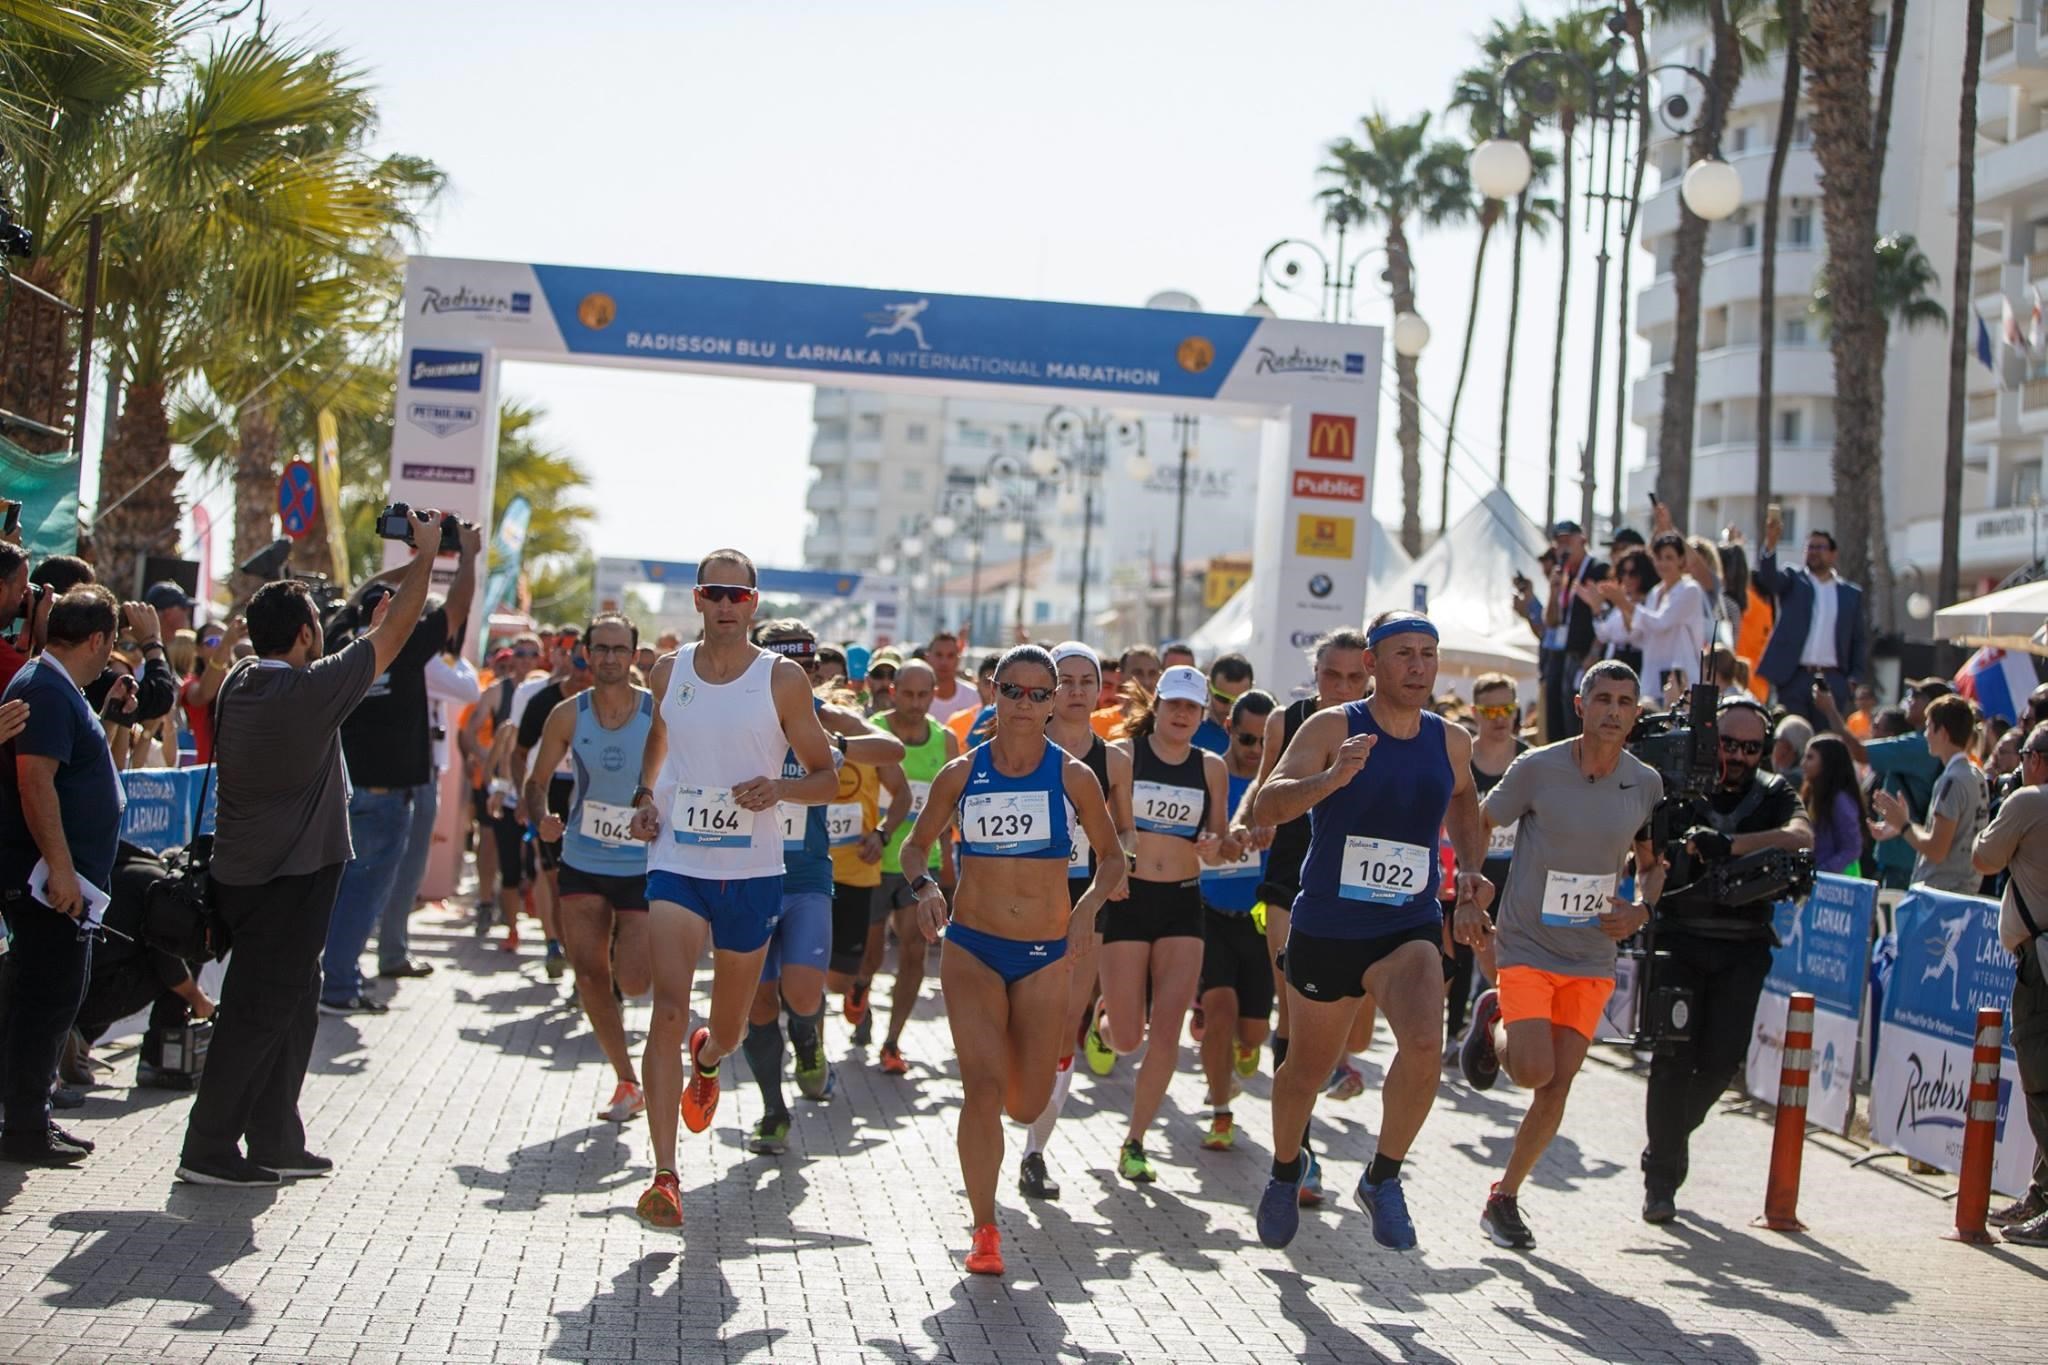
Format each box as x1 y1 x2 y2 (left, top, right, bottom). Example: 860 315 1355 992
1307 413 1356 461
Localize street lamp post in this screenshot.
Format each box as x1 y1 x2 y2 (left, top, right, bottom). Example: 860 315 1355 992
1168 414 1196 637
1470 20 1733 533
1034 407 1147 641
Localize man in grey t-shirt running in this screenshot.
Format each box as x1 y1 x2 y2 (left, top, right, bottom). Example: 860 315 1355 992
1456 660 1665 1248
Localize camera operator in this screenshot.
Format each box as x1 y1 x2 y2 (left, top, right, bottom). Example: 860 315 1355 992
1639 695 1814 1223
0 587 128 1166
317 521 480 1008
176 513 447 1187
72 845 215 1087
1971 722 2048 1245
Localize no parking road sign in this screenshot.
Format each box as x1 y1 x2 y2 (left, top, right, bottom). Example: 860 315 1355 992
278 459 319 539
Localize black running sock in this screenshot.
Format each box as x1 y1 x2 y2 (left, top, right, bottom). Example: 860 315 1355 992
1367 1153 1404 1186
1272 1153 1304 1183
786 1001 824 1069
741 1019 786 1115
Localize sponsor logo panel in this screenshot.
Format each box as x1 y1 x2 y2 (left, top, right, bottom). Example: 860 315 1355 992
400 463 477 485
406 401 479 438
1306 413 1356 461
1292 469 1365 501
1295 514 1355 560
408 349 485 392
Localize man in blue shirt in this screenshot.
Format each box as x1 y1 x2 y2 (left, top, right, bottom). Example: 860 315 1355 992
1193 653 1254 756
0 587 130 1165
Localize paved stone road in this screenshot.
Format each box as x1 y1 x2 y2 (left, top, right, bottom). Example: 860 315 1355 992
2 899 2041 1364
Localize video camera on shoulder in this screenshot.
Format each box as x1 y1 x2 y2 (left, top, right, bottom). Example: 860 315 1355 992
377 502 461 555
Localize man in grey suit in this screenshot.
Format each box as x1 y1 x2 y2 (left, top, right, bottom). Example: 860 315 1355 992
1755 510 1867 725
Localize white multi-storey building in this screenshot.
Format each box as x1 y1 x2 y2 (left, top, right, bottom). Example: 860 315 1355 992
800 385 1267 646
1628 5 2026 622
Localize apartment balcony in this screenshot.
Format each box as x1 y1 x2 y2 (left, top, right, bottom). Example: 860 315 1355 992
805 479 844 514
1640 149 1823 243
1641 243 1825 334
1984 10 2048 90
850 435 885 463
1687 440 1834 501
1976 129 2048 215
812 390 851 419
1967 366 2048 440
810 435 848 466
1632 342 1833 422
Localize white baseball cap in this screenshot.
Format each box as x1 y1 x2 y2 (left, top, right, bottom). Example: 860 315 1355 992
1155 665 1208 707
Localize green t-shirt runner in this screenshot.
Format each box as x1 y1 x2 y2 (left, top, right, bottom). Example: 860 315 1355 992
881 711 951 875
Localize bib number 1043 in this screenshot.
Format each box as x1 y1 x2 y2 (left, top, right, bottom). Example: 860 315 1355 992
1338 836 1429 905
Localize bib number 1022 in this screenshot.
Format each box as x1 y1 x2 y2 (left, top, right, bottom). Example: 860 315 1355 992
1357 857 1417 890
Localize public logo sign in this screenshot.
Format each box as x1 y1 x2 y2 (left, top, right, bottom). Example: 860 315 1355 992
1176 337 1215 373
1292 470 1365 502
408 348 485 392
1295 514 1354 559
277 460 319 540
1307 413 1356 461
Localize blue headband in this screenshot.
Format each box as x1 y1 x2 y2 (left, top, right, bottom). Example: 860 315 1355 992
1367 614 1440 648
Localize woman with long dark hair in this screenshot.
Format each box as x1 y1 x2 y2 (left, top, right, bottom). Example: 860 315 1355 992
1801 732 1866 876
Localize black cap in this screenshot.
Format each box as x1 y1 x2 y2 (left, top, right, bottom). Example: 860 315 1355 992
1550 520 1584 537
143 580 195 614
1906 676 1953 698
1608 526 1646 549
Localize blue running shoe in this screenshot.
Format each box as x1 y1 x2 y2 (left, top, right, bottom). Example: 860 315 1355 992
1257 1168 1305 1247
1356 1172 1418 1250
1299 1151 1325 1207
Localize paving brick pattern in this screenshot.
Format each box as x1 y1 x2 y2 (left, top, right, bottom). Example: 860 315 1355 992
1 899 2040 1364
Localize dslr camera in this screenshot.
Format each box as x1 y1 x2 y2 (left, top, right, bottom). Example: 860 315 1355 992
377 502 461 554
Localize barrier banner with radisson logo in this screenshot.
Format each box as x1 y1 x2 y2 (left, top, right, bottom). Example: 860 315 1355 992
1869 886 2037 1194
1741 873 1877 1136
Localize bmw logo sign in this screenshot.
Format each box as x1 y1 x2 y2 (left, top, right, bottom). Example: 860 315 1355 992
1308 574 1333 599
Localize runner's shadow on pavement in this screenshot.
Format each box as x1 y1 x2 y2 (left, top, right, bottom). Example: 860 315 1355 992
1488 1251 1761 1362
1262 1267 1458 1364
1447 1130 1624 1193
307 1016 368 1076
546 1249 787 1363
453 976 575 1016
457 998 593 1072
452 1121 637 1213
42 1191 279 1331
1631 1213 1909 1332
861 1279 1124 1365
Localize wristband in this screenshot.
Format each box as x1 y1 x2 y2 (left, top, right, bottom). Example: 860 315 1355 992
908 873 939 897
631 785 654 807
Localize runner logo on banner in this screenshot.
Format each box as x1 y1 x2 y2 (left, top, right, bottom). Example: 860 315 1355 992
1742 873 1877 1135
1869 887 2038 1195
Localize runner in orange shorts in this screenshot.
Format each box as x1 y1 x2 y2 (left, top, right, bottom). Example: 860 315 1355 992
1455 660 1666 1249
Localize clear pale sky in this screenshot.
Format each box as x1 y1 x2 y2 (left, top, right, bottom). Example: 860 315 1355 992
156 0 1643 571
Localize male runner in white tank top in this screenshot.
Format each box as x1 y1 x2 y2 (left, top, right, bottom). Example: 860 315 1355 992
626 549 840 1229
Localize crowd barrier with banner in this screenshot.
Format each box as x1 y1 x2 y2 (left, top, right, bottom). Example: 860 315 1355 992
117 766 215 855
1742 873 1879 1135
1870 886 2038 1196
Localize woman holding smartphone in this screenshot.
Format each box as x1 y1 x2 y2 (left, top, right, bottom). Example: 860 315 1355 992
1597 532 1710 692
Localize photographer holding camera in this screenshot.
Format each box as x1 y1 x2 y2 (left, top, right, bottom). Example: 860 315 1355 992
1639 695 1814 1223
176 510 451 1187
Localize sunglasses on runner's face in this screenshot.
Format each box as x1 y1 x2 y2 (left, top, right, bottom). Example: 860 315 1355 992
1719 737 1765 757
868 667 896 681
1474 703 1516 720
514 648 539 659
996 682 1055 704
1234 731 1262 747
695 584 757 605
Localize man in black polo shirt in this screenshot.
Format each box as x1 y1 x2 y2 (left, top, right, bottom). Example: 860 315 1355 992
317 533 478 1013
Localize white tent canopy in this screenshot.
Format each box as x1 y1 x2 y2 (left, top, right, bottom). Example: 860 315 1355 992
1187 521 1414 661
1188 492 1548 693
1933 578 2048 654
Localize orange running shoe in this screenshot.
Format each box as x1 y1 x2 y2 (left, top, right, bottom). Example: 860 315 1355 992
843 982 869 1027
636 1169 682 1228
681 1026 720 1133
964 1223 1004 1276
879 1044 908 1076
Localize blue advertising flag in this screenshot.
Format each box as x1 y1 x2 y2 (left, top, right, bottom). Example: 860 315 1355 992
479 495 533 641
1766 873 1878 1018
1883 887 2015 1059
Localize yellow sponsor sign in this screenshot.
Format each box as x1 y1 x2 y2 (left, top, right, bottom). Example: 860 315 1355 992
1204 560 1251 609
315 408 351 589
1295 514 1354 560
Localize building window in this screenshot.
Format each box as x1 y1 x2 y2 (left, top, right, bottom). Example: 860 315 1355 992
905 422 928 443
1783 317 1808 345
1778 408 1802 443
857 414 882 439
2016 462 2043 506
1739 217 1758 250
902 467 925 492
1792 115 1811 147
849 461 878 487
1788 211 1812 247
1731 125 1750 154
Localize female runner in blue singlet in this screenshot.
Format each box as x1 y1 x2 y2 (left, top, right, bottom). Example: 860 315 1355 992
900 645 1126 1278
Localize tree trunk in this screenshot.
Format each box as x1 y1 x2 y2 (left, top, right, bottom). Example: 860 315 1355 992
94 381 179 596
1615 1 1653 527
1806 0 1887 600
1656 0 1743 524
1500 190 1530 484
232 402 281 585
1390 224 1425 558
1442 204 1496 526
1546 114 1575 530
1757 0 1805 536
1940 0 1984 634
0 258 79 455
1873 0 1908 195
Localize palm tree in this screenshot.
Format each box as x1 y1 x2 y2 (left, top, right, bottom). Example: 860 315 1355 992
1941 2 1985 626
1652 0 1745 522
1811 234 1947 334
1499 149 1560 487
1316 110 1472 556
1755 0 1805 532
1804 0 1898 604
